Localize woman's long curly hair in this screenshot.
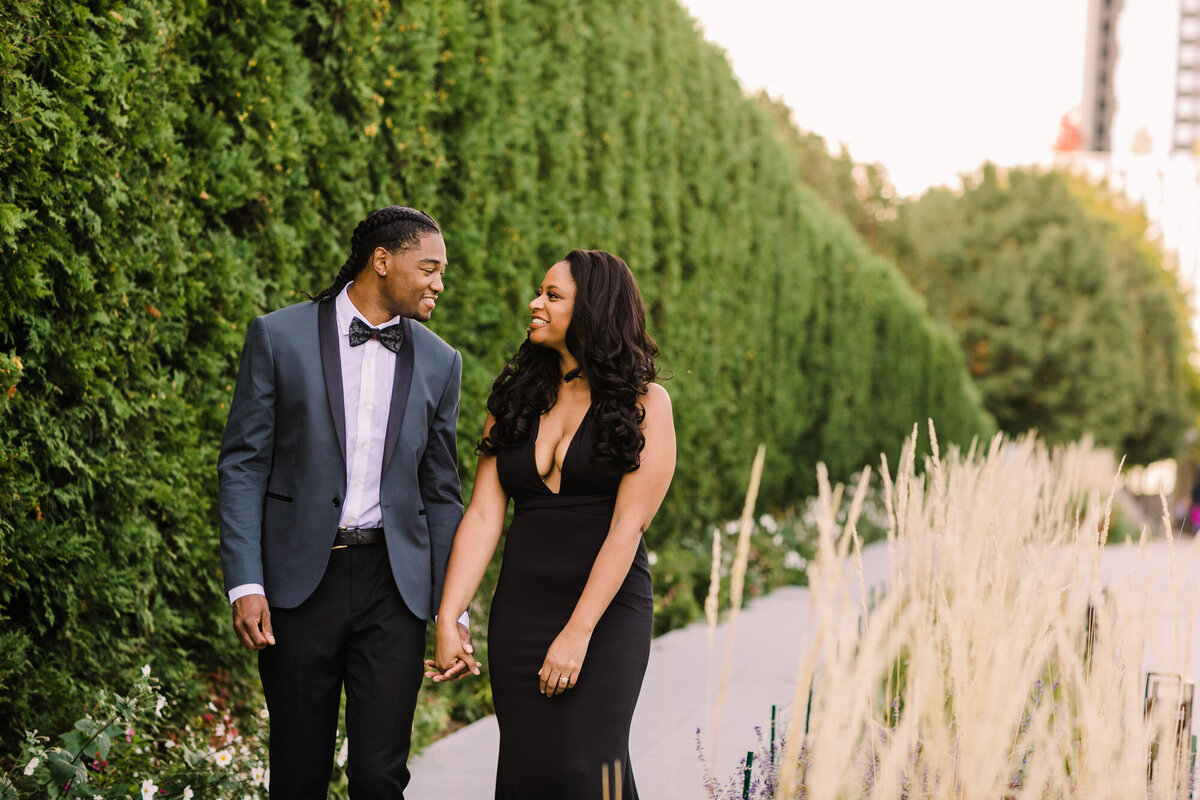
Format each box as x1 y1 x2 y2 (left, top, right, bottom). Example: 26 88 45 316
478 250 659 472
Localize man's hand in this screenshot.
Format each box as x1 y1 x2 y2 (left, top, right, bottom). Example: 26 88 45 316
423 621 479 682
232 594 275 650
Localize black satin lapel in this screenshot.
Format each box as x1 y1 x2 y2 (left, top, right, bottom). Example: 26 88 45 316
382 318 414 475
318 299 347 468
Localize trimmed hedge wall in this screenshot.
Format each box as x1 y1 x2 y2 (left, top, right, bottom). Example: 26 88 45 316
0 0 991 748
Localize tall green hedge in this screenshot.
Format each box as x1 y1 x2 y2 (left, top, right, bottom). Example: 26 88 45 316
0 0 991 748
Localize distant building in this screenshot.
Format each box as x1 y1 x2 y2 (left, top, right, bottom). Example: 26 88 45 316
1081 0 1125 152
1064 0 1200 312
1174 0 1200 152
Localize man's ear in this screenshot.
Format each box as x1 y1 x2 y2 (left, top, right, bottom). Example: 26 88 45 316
371 246 390 277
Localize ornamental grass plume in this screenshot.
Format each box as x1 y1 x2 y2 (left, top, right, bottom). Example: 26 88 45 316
769 423 1200 800
710 445 768 770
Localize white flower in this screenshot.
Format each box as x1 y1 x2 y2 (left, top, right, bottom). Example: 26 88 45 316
164 740 176 749
336 737 349 768
251 766 266 785
647 551 658 566
214 749 234 767
215 722 226 738
784 551 807 570
142 664 151 677
23 757 39 775
772 533 783 546
759 513 778 533
258 705 269 719
141 779 158 800
155 695 167 716
724 520 739 534
182 788 194 800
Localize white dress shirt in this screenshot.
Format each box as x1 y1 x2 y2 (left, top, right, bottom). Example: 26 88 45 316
335 282 399 530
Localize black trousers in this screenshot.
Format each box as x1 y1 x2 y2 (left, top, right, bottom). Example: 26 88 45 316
259 542 426 799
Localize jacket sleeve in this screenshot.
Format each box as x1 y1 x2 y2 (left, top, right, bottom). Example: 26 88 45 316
217 316 276 593
418 349 464 612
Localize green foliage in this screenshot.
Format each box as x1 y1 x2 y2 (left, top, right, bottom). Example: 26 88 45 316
3 666 277 799
755 93 898 249
0 0 990 752
881 165 1194 461
1060 172 1199 462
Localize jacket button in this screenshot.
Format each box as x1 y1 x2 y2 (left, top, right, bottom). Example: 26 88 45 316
331 497 341 508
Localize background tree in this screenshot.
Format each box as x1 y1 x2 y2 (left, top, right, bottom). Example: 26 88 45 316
1060 171 1198 462
882 164 1194 459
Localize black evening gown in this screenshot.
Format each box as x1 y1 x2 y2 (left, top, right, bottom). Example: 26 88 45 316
489 405 653 799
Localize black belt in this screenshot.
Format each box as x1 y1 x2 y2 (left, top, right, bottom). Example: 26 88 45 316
332 527 385 549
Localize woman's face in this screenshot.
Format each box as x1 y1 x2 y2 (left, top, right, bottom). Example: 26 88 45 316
528 261 576 350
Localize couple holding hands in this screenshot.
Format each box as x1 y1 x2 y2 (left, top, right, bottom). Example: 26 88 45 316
218 205 675 799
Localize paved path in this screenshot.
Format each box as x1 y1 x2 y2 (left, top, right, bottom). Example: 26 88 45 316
406 536 1200 799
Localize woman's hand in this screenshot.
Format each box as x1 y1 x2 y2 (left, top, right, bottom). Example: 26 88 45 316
538 624 591 697
423 620 479 683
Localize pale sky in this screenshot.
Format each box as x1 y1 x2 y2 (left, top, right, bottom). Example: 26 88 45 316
679 0 1180 197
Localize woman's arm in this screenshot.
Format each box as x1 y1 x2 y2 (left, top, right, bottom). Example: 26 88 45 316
426 414 510 682
538 383 676 696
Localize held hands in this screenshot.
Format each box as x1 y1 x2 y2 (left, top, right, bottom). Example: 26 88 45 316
424 621 479 683
538 624 591 697
232 594 275 650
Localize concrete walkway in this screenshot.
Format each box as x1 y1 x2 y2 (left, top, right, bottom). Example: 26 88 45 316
406 536 1200 799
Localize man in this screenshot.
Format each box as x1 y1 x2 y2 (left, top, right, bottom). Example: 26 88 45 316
218 205 470 798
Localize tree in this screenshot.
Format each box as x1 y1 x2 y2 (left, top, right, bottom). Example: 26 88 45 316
881 164 1193 458
1061 171 1198 461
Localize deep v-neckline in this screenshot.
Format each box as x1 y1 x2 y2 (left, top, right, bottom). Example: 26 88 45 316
532 404 592 496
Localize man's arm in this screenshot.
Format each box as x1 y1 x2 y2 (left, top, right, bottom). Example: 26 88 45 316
418 349 464 615
217 316 277 649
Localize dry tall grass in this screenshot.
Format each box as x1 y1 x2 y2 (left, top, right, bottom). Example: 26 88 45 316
763 424 1199 799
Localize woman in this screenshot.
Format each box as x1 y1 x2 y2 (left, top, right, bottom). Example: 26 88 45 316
425 249 675 799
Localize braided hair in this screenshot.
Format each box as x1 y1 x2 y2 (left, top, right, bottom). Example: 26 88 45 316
310 205 441 302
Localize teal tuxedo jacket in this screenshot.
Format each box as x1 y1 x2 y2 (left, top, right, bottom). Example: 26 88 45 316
217 297 463 616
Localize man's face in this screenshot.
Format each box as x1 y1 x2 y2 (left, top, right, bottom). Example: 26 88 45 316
381 232 447 322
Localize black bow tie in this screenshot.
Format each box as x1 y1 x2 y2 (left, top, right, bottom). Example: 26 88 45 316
348 317 404 353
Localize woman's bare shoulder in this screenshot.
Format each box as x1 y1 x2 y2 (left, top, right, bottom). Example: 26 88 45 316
640 382 672 416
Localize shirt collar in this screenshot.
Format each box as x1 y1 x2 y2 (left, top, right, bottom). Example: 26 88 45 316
335 282 401 336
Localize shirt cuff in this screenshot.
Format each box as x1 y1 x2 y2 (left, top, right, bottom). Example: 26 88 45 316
229 584 266 604
435 610 471 626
